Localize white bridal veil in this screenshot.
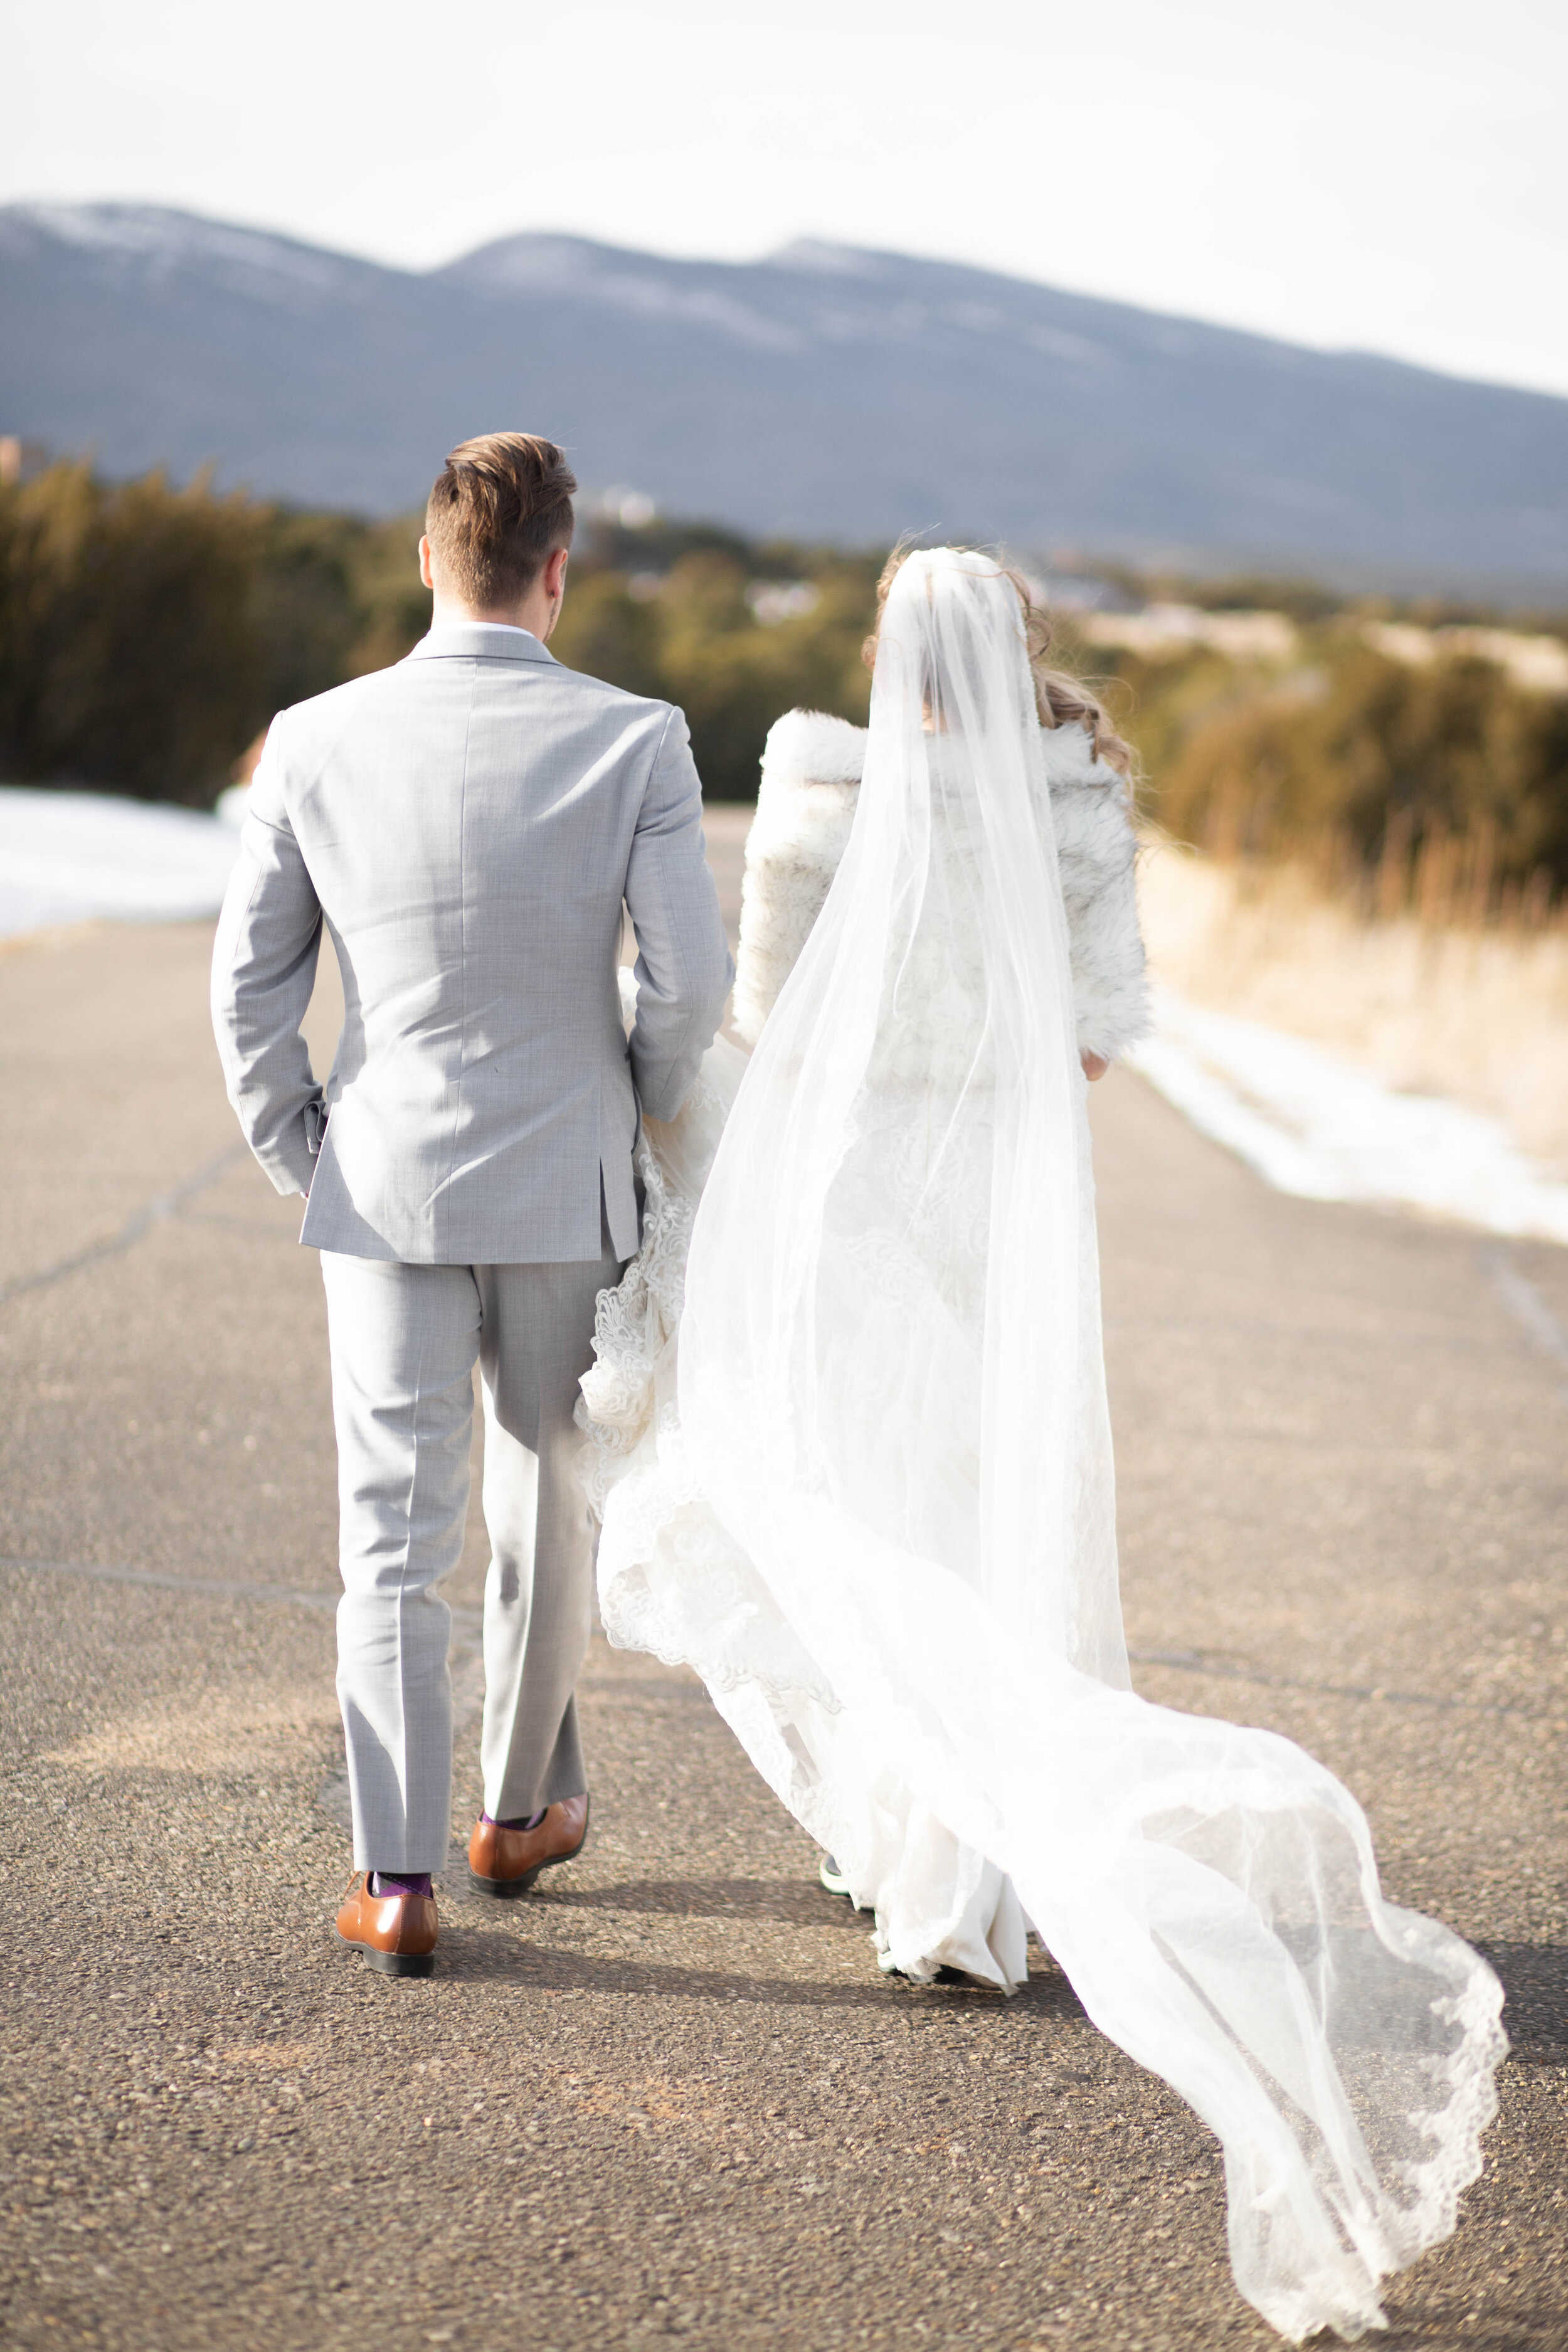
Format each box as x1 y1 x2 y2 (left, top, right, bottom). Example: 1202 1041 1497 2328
589 549 1505 2341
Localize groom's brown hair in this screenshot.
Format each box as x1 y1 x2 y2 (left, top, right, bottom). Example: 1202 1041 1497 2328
425 432 577 608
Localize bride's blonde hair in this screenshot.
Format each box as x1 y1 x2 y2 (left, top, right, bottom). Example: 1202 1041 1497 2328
862 543 1136 780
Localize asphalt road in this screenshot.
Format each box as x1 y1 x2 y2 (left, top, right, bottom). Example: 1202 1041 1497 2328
1 814 1565 2352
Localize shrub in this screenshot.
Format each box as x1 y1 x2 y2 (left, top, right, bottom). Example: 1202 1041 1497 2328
550 543 876 797
1151 645 1568 896
0 465 428 805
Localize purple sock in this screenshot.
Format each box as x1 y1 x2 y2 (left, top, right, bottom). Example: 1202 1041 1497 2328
482 1806 548 1832
369 1870 432 1898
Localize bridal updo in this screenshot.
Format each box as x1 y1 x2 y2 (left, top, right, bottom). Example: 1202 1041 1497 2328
863 543 1136 780
425 432 577 609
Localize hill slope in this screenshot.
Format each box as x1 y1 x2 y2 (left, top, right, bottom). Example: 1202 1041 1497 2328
3 203 1565 588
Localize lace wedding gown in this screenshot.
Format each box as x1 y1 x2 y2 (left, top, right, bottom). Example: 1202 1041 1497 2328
579 553 1504 2343
584 701 1145 1988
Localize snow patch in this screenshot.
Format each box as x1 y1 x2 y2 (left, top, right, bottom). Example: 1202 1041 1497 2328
1130 990 1568 1246
0 787 240 939
9 201 357 287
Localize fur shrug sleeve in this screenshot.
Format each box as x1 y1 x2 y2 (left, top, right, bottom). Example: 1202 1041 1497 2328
731 711 864 1047
732 708 1150 1059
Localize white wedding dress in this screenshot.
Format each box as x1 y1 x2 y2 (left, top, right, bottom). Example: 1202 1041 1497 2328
579 552 1504 2343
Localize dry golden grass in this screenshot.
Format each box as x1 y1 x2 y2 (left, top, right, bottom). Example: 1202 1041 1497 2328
1137 837 1568 1180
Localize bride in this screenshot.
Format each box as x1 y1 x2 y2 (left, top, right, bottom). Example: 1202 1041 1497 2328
579 547 1503 2343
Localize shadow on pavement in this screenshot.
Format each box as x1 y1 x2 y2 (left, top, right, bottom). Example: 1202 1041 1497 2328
529 1873 866 1927
1479 1939 1568 2065
1386 2315 1568 2351
431 1921 1092 2020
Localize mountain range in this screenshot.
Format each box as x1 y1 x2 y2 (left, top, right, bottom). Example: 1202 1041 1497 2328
3 201 1566 591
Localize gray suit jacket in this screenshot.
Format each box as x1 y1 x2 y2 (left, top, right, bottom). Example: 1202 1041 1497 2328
210 624 733 1264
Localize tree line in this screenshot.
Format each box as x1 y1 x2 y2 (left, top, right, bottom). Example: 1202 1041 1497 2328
1 460 1563 906
1079 627 1568 914
0 464 873 805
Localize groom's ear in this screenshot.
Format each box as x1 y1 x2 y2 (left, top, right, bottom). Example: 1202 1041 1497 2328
418 534 436 593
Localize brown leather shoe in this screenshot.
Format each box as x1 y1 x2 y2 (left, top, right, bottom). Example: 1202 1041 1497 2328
468 1795 589 1897
334 1873 438 1976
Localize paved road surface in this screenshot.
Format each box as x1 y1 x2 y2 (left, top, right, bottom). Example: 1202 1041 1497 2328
1 813 1565 2352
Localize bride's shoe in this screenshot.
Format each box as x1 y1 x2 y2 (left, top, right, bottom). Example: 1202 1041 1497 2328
818 1853 854 1899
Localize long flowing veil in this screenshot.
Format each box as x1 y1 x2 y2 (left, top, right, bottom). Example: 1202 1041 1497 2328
663 550 1503 2341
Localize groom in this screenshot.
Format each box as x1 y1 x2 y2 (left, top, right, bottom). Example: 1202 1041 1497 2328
211 433 733 1973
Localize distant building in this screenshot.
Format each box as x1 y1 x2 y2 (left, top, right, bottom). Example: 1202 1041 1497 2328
0 435 48 485
1079 604 1299 665
1362 621 1568 696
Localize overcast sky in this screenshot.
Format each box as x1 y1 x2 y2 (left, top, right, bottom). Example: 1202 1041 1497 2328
5 0 1565 396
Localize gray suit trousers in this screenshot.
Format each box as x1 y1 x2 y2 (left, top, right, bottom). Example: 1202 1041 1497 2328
321 1230 623 1873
